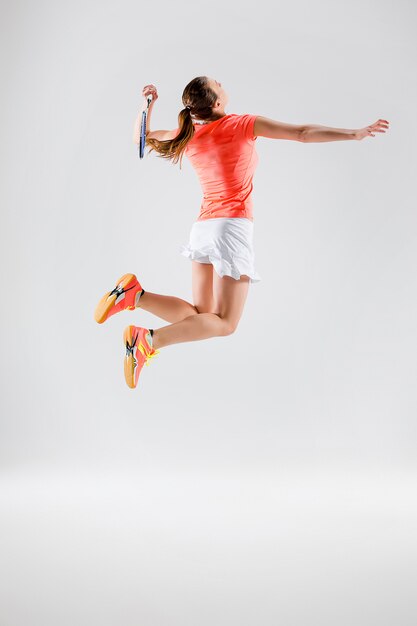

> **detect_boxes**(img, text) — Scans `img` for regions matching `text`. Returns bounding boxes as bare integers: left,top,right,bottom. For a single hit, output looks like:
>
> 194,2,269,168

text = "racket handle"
139,110,147,158
138,94,153,158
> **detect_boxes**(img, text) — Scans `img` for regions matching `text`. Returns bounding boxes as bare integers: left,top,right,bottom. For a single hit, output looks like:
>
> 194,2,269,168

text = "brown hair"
146,75,222,170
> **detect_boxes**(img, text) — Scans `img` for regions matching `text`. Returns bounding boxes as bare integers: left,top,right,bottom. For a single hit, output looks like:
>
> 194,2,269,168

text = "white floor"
1,464,416,626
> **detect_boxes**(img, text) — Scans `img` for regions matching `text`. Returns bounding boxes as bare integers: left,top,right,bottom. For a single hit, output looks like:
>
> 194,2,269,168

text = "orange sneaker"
123,325,160,389
94,273,143,324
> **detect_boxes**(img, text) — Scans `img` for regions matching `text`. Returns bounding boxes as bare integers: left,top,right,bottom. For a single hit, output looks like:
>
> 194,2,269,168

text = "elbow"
299,127,309,142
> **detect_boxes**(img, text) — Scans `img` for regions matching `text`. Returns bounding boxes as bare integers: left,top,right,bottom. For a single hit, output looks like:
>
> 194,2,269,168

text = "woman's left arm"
303,118,389,142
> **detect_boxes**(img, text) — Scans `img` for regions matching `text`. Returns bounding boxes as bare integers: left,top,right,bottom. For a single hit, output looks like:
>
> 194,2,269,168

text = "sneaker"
94,273,143,324
123,325,160,389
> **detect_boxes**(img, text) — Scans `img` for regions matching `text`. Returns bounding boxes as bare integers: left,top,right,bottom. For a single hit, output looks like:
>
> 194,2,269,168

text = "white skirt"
179,217,261,284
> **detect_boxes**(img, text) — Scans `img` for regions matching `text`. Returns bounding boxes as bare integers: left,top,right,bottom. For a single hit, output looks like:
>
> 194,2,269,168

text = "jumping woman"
94,75,389,389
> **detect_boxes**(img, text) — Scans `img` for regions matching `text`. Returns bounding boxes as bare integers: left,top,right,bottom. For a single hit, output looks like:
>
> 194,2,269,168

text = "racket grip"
139,110,147,158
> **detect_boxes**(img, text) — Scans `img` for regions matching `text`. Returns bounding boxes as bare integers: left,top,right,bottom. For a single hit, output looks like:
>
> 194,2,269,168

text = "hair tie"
185,105,191,110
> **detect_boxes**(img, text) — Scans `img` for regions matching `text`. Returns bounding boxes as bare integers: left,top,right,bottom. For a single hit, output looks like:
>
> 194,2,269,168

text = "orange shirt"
179,113,259,221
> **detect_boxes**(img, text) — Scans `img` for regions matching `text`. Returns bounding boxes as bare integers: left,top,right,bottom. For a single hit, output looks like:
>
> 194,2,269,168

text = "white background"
1,0,416,624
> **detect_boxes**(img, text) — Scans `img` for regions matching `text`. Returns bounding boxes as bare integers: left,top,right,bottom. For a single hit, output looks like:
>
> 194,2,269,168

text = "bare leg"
136,291,198,323
152,274,250,350
136,261,214,323
152,312,229,349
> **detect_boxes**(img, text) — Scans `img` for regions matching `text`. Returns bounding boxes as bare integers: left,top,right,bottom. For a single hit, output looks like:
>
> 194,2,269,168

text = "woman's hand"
142,84,158,106
356,119,390,140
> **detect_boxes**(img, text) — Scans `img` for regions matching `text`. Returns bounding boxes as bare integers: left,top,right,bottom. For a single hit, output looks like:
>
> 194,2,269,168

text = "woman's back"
183,113,259,221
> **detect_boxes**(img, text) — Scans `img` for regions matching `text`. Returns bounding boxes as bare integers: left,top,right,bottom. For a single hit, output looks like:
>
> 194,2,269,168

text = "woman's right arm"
133,83,180,142
133,84,159,144
133,101,158,143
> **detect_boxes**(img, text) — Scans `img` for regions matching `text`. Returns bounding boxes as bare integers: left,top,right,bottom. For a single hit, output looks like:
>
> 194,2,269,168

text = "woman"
94,75,389,389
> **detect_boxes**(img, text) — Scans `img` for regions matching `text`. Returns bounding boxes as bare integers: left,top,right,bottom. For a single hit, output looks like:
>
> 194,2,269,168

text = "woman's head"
146,75,228,169
183,76,228,120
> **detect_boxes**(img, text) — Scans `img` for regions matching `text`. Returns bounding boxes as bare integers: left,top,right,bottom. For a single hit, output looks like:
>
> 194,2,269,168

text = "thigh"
213,272,250,332
191,260,215,313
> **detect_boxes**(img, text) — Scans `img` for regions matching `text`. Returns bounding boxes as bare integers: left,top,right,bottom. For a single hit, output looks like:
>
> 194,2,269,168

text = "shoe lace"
125,333,138,357
110,282,137,298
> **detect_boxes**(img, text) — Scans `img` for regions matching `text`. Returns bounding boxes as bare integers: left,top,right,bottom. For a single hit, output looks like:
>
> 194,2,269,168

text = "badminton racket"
139,94,153,159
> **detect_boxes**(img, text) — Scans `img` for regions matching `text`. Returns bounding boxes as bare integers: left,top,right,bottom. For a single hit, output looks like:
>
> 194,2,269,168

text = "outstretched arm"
253,116,389,142
302,118,389,142
302,124,358,142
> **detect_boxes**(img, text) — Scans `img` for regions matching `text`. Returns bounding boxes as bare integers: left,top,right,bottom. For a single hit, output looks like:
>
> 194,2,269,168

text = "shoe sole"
123,325,139,389
94,273,137,324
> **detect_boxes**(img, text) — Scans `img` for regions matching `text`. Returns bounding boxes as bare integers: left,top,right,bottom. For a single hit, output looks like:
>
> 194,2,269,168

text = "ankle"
135,288,146,308
151,329,160,351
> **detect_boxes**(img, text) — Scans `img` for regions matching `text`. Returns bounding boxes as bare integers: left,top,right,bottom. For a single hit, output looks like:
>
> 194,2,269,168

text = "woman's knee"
194,302,215,314
219,317,238,336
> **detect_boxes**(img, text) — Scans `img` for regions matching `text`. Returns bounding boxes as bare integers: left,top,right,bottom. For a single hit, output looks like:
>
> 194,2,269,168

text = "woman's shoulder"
226,113,258,141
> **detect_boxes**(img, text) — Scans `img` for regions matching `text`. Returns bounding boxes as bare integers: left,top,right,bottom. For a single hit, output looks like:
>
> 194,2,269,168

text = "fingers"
372,119,390,130
367,119,389,137
142,84,158,98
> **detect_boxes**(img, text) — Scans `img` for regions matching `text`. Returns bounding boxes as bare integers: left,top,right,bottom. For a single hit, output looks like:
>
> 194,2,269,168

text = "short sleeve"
238,114,258,141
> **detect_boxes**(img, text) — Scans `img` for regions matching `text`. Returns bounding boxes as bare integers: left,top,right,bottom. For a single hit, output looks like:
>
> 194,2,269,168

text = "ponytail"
146,107,195,170
145,75,219,170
